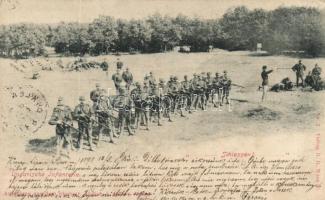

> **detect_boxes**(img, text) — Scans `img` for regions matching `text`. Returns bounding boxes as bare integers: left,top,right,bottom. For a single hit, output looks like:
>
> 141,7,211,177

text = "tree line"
0,6,325,58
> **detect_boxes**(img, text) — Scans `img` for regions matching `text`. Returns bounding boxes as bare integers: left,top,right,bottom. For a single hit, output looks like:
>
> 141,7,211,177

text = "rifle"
231,83,245,88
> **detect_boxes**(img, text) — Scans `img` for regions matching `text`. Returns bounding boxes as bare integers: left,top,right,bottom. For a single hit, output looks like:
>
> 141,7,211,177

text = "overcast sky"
1,0,325,25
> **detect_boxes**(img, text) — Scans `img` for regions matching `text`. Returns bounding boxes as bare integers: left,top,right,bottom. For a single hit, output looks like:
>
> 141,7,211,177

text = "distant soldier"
122,67,133,91
292,60,306,87
261,66,273,102
196,75,207,110
212,72,222,107
116,58,123,70
73,96,94,151
181,75,192,113
312,63,322,77
101,59,109,75
130,82,143,129
148,71,157,87
48,97,74,157
94,92,116,144
158,78,168,96
112,69,123,95
90,83,106,104
221,71,232,105
115,87,135,135
205,72,214,105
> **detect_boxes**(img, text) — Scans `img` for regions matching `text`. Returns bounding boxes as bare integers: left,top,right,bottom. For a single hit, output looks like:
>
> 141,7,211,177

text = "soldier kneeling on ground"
271,77,294,92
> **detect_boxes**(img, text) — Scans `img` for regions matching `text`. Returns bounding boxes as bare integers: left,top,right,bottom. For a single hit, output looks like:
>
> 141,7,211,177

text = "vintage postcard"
0,0,324,199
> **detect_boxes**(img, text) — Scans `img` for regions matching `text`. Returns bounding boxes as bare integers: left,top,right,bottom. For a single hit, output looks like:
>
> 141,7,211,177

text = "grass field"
0,50,324,158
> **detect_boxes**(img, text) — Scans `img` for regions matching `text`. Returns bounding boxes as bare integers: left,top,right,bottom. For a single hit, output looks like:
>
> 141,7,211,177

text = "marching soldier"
292,60,306,87
90,83,106,104
94,92,116,144
116,58,123,70
49,97,74,157
221,70,232,105
115,87,135,135
112,68,123,95
73,96,94,151
122,67,134,91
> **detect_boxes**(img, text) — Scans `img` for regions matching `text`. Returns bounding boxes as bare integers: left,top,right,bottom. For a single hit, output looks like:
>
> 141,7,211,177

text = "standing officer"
122,67,134,91
221,71,232,105
212,72,222,107
148,71,157,87
292,60,306,87
112,68,123,95
49,97,74,157
74,96,94,151
261,66,273,102
116,58,123,70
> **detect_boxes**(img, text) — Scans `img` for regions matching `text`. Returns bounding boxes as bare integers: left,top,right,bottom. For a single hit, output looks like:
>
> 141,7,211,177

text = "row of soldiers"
49,70,232,157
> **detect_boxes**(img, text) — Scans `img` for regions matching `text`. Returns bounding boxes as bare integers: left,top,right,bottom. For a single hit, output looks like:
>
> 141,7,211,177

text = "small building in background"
257,43,262,52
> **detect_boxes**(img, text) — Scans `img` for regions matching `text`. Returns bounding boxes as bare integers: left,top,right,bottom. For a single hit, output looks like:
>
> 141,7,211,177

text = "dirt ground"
0,50,324,158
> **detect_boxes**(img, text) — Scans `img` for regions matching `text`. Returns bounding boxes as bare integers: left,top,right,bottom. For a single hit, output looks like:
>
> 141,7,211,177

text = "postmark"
0,85,49,134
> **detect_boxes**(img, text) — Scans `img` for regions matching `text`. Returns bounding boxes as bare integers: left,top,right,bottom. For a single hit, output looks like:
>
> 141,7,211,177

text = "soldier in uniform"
112,68,123,95
49,97,74,157
261,66,273,102
190,73,199,111
73,96,94,151
122,67,133,91
205,72,214,106
181,75,192,113
116,58,123,70
130,82,143,130
148,71,157,87
115,87,135,135
221,70,232,105
196,74,207,110
292,60,306,87
94,92,116,144
212,72,222,107
90,83,106,104
101,59,109,76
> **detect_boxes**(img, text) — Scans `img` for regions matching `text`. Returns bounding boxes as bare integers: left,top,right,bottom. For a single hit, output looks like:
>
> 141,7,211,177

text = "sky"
1,0,325,25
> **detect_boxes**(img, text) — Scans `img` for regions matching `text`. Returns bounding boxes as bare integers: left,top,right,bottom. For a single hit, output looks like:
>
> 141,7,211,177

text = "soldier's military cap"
159,78,165,83
207,72,211,75
96,83,101,87
79,96,85,101
58,96,63,101
223,70,227,73
262,65,267,69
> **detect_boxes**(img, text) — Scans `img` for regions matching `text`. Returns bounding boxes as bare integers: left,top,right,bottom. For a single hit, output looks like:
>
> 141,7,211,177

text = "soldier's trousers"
77,123,93,150
55,126,73,155
98,117,114,144
296,73,304,87
118,110,133,135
